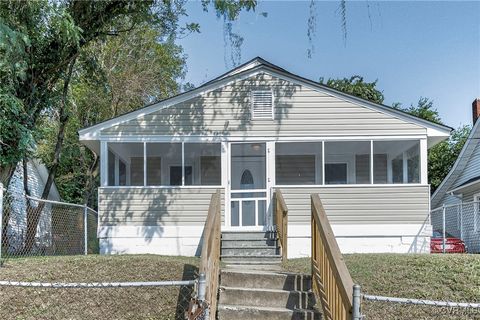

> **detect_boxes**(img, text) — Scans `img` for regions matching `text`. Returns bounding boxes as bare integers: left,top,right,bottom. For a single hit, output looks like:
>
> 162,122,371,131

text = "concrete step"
220,254,282,265
221,231,277,241
220,269,312,291
221,238,278,248
223,264,283,271
219,286,316,310
217,305,322,320
221,246,280,256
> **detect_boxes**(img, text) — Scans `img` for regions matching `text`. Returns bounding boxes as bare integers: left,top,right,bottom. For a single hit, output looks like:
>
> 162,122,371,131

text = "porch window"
146,143,182,186
324,141,371,184
184,143,221,186
373,140,420,184
275,142,321,185
107,142,144,186
105,141,221,187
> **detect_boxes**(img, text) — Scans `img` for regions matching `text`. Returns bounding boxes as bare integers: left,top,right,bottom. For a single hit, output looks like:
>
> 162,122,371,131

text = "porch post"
420,139,428,185
221,142,228,228
266,141,276,228
100,141,108,187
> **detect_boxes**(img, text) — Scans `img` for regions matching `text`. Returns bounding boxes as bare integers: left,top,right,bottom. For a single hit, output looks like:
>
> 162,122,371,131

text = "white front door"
227,142,271,230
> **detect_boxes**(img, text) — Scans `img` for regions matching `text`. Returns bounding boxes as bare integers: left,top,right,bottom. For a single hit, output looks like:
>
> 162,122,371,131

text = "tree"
392,97,442,124
36,24,187,207
320,75,384,104
393,98,471,193
0,0,249,252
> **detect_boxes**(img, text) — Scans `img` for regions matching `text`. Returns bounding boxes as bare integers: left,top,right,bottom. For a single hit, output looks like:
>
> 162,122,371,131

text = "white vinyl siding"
431,123,480,209
251,90,274,119
101,73,426,137
280,185,430,225
98,187,224,226
454,142,480,188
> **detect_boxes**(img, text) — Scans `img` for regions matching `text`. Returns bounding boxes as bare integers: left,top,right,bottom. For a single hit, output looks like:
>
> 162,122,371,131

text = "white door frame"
223,141,274,231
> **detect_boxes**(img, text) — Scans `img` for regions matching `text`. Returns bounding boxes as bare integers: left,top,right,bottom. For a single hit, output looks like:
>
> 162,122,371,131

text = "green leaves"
321,75,385,104
393,97,443,125
0,21,30,85
0,90,32,167
202,0,257,21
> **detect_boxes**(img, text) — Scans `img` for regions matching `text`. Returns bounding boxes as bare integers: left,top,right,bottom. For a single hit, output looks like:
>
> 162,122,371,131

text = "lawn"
0,255,199,320
1,254,479,320
284,254,480,320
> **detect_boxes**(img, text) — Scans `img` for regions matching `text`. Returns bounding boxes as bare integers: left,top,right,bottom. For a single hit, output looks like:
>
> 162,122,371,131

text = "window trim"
251,89,274,120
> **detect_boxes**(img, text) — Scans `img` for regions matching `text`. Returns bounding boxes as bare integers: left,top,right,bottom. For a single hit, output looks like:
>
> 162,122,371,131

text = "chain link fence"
430,201,480,253
360,293,480,320
0,279,197,320
0,184,98,265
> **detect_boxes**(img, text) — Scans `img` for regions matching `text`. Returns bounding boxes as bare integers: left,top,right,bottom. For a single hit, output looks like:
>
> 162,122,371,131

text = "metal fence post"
0,183,3,264
83,204,88,255
459,202,463,240
198,273,208,318
198,273,206,301
442,204,446,254
352,284,362,320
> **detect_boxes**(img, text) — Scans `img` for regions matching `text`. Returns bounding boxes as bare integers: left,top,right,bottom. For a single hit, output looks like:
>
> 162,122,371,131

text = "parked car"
430,231,466,253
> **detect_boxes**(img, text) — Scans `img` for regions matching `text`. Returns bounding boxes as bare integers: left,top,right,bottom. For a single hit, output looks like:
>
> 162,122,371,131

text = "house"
5,159,61,253
79,57,451,257
430,99,480,253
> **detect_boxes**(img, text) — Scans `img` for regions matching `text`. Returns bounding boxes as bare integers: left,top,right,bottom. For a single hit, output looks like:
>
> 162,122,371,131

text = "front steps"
217,269,322,320
220,231,282,269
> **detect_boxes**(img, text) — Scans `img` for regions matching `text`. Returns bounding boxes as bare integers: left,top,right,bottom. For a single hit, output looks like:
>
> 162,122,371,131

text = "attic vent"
251,90,274,119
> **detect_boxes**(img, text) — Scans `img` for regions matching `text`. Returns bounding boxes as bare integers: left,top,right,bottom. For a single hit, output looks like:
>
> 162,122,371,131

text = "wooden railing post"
310,194,356,320
188,190,221,320
274,189,288,262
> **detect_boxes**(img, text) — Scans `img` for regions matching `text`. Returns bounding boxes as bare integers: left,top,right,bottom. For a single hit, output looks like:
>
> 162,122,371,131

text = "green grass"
2,254,479,319
284,254,480,320
0,255,199,320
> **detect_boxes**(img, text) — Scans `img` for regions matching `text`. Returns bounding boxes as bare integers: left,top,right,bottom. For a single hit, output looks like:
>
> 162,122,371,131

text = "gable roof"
431,119,480,208
79,56,452,140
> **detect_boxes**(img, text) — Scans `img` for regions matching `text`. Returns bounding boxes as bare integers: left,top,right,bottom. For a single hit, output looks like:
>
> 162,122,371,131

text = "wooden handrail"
311,194,354,320
274,189,288,262
198,190,222,320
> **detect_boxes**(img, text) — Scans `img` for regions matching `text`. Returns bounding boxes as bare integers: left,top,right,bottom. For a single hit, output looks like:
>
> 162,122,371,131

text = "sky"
177,1,480,129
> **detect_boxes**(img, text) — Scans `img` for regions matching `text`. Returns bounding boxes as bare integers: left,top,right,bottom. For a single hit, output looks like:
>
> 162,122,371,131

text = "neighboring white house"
5,159,61,253
79,57,451,257
431,99,480,252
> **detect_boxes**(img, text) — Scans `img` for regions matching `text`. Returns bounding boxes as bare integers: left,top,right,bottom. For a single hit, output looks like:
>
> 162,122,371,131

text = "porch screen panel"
275,142,321,185
107,143,144,186
373,154,388,184
119,160,127,186
108,150,115,186
147,143,182,186
130,157,144,186
373,140,420,184
324,141,371,184
184,143,221,186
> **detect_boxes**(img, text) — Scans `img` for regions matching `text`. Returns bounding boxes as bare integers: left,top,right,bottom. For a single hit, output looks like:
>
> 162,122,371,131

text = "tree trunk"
23,59,76,253
0,164,16,188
